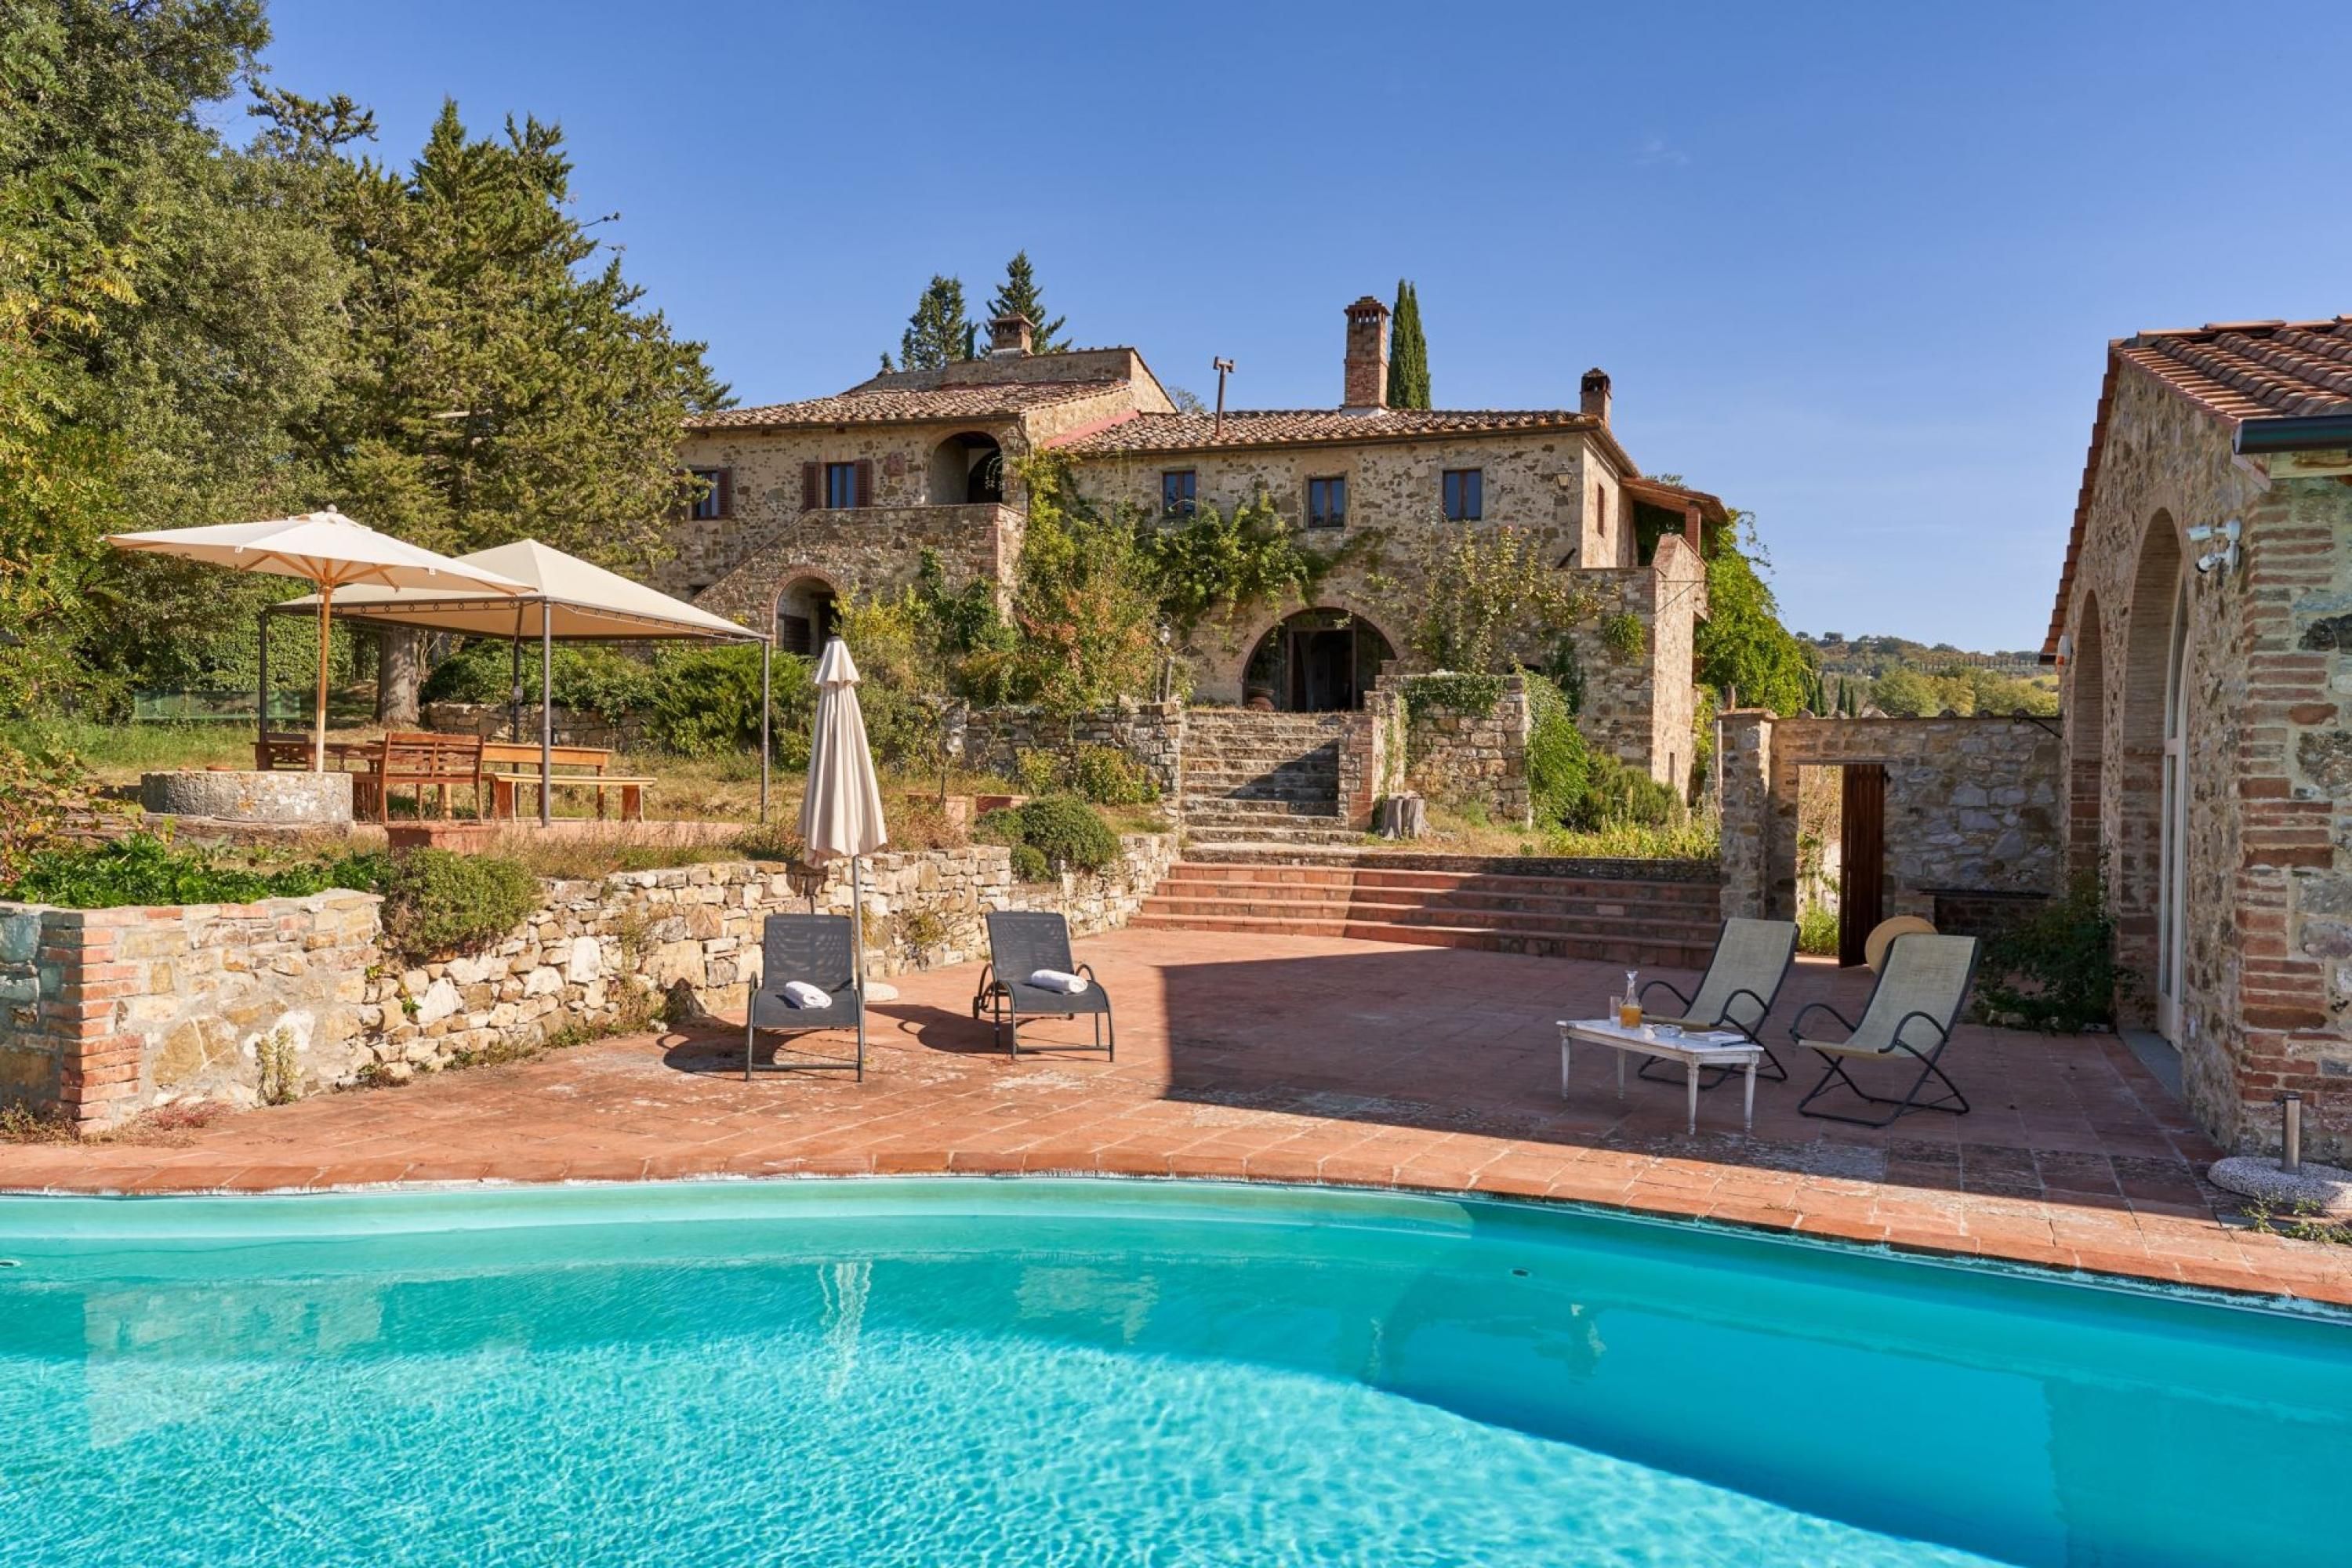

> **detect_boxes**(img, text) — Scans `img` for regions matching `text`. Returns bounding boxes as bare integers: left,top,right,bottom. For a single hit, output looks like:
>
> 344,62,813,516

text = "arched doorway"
1243,608,1397,711
776,575,838,657
2118,512,2186,1038
930,433,1004,505
2067,592,2105,876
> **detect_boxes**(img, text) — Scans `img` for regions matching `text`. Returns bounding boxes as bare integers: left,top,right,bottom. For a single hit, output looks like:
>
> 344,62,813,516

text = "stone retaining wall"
0,835,1174,1127
954,702,1184,799
1389,673,1533,828
422,702,651,753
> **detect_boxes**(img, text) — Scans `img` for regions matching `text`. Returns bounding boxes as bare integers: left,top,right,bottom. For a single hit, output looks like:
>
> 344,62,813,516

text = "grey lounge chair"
746,914,865,1081
972,911,1114,1061
1792,931,1980,1127
1637,916,1799,1087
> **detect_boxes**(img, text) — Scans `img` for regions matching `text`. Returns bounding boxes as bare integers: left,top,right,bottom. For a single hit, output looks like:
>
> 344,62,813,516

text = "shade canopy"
799,638,889,865
108,510,531,596
274,538,760,642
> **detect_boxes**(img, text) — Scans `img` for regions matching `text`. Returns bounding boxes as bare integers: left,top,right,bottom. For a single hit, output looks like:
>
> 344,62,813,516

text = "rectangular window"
1161,470,1197,517
826,462,860,509
1306,475,1348,529
1441,468,1483,521
688,467,731,521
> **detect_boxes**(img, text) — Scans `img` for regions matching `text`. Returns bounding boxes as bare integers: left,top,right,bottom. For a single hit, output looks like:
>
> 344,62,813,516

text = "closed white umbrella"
800,638,890,1001
108,510,528,771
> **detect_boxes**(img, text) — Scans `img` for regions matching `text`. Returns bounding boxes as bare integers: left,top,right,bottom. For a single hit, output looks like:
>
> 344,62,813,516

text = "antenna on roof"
1212,357,1236,438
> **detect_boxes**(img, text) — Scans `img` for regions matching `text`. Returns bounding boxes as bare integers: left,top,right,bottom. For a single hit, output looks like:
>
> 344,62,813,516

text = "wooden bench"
480,742,652,822
353,731,486,822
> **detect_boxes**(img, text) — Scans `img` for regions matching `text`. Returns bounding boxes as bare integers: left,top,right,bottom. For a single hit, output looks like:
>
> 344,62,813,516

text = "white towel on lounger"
1027,969,1087,995
780,980,832,1009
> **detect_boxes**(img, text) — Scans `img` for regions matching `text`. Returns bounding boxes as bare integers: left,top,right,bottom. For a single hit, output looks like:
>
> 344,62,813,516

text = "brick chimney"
1343,296,1390,410
1580,367,1611,426
988,313,1033,358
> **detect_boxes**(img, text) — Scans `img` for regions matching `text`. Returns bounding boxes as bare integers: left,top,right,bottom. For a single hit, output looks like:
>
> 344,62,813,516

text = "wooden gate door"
1838,764,1886,967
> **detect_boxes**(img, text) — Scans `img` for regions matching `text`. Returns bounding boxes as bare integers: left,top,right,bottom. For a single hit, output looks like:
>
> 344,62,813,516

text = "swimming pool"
0,1179,2343,1566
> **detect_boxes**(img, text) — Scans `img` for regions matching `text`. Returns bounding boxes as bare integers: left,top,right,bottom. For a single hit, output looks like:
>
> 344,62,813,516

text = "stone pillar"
1716,710,1774,920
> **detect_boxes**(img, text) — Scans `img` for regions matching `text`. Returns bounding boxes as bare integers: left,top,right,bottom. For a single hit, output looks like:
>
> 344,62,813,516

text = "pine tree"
985,251,1068,352
896,275,973,371
1386,279,1431,408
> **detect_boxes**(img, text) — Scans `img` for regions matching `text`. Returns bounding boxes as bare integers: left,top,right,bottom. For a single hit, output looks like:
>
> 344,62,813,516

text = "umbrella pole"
539,614,554,829
313,582,334,772
759,639,771,823
509,604,524,742
851,854,862,999
256,609,269,747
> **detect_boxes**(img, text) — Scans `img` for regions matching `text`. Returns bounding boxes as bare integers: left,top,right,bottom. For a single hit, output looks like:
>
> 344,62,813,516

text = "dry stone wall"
0,836,1174,1128
955,703,1185,800
1390,673,1533,828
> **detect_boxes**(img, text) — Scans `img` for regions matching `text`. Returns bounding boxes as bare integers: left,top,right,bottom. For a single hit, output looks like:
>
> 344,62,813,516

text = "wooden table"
478,742,651,821
1557,1017,1765,1135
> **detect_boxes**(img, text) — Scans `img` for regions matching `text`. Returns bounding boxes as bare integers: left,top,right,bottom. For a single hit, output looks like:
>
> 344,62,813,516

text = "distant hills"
1797,633,2057,719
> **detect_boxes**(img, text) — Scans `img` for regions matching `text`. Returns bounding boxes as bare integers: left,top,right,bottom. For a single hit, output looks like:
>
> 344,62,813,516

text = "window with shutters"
826,463,860,509
1306,475,1347,529
1160,470,1196,517
687,467,731,521
1440,468,1482,521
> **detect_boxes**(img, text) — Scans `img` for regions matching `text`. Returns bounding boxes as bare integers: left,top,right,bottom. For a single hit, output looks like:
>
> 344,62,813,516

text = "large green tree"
1693,512,1817,717
1386,279,1430,408
887,274,975,372
985,251,1067,352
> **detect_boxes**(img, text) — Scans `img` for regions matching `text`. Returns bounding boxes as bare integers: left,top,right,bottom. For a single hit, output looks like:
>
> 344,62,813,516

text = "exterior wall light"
2188,518,2240,575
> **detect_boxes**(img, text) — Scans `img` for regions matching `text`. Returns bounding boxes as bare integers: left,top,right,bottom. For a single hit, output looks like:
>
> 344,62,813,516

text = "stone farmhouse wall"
955,702,1185,800
1559,535,1708,797
1388,673,1534,828
1717,713,2064,928
2057,363,2352,1158
0,837,1174,1129
691,503,1022,632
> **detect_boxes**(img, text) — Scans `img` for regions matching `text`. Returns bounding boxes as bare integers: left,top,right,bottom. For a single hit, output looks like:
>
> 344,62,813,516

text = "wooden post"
313,582,334,772
539,615,554,828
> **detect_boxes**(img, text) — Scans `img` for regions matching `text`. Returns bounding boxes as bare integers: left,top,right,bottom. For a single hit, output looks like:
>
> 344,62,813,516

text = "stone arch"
2114,508,2186,1009
928,430,1004,505
1227,601,1402,711
2066,587,2106,876
772,568,844,657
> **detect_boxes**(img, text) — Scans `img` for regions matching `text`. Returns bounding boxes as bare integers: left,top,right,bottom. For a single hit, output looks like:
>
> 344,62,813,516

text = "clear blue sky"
263,0,2351,652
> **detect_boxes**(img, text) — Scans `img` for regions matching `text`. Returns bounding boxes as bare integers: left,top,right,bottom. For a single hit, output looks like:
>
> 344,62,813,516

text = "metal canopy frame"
261,596,774,826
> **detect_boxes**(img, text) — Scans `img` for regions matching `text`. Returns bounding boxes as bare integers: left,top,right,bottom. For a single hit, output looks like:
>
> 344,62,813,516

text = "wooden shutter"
717,468,733,521
854,459,874,508
801,462,821,511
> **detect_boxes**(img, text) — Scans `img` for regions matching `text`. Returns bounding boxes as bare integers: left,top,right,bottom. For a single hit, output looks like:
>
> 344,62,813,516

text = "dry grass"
1411,804,1720,862
0,1097,231,1146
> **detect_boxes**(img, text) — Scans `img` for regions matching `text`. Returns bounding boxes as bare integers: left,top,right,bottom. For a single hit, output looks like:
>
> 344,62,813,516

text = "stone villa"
670,296,1723,796
2045,315,2352,1158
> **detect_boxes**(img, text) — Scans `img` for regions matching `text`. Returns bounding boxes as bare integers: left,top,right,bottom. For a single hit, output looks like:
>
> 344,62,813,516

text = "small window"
1307,475,1348,529
688,466,730,521
1441,468,1483,521
1161,470,1197,517
826,462,859,509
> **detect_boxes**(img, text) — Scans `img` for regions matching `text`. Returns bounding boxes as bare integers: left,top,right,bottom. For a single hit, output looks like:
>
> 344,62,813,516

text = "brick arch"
1215,595,1405,705
2067,587,2106,875
771,568,845,657
2114,508,2186,1013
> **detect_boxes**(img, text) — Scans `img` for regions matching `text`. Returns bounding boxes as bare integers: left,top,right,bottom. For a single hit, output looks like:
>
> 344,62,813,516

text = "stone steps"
1177,710,1354,850
1133,858,1721,967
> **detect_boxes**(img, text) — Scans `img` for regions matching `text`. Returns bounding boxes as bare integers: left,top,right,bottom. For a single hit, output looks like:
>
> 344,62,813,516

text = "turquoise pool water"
0,1181,2345,1566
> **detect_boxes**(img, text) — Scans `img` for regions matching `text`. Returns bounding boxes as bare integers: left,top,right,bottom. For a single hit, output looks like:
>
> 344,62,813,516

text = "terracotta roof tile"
1049,407,1601,455
2043,315,2352,655
686,379,1122,430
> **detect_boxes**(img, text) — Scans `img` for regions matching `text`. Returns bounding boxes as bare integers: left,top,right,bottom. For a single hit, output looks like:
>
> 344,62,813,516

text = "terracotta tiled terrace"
5,930,2347,1308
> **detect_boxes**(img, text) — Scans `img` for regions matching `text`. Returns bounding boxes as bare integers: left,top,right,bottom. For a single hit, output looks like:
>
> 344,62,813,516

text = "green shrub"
0,833,383,909
1012,747,1062,797
1600,612,1648,664
1797,903,1839,956
1523,674,1591,829
646,645,805,759
376,849,539,962
1974,871,2122,1033
1014,793,1120,873
972,807,1022,848
1566,753,1681,830
1067,744,1156,805
1009,844,1050,882
421,641,658,720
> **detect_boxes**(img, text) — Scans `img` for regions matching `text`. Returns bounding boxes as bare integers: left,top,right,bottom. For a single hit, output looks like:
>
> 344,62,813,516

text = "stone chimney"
1343,296,1390,410
1580,367,1612,426
989,313,1033,358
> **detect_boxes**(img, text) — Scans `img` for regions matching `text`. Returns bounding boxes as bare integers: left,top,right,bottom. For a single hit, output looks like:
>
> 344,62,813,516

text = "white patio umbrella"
107,510,528,771
800,638,891,1001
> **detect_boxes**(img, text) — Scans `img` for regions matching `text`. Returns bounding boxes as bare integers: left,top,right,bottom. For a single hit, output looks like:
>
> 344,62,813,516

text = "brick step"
1140,893,1719,941
1158,862,1722,905
1180,800,1343,822
1147,884,1716,924
1125,912,1711,967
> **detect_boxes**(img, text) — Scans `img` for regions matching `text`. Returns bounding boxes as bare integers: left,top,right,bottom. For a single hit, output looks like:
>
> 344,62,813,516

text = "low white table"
1557,1017,1764,1134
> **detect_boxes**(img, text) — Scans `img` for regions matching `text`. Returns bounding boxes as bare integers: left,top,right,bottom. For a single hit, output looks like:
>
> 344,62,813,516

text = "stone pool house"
2043,314,2352,1160
668,296,1725,800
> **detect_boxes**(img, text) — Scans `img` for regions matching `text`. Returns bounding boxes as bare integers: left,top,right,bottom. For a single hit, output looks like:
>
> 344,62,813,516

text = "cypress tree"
985,251,1068,352
895,275,973,371
1386,279,1431,408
